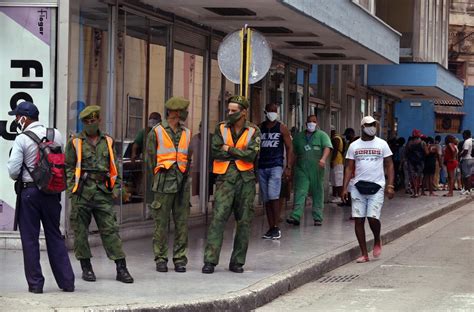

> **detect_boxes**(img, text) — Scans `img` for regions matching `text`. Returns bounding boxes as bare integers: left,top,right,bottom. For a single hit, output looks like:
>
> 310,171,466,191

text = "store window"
0,6,57,230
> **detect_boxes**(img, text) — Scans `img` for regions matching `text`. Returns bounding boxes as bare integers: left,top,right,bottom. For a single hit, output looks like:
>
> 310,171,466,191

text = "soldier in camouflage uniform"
202,95,261,274
146,97,191,273
65,105,134,283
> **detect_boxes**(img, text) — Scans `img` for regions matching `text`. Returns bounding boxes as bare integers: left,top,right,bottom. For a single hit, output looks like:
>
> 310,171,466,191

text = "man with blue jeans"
258,104,293,239
342,116,395,263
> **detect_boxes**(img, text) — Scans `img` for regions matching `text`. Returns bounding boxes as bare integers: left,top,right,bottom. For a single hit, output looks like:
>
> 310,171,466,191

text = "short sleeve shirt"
462,138,473,160
346,137,393,188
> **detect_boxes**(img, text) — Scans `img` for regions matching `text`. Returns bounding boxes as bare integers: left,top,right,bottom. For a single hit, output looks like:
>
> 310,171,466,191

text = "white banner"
0,7,52,230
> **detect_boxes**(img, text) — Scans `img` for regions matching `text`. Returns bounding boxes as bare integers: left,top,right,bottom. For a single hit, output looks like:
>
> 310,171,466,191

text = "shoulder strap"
22,130,42,145
46,128,55,142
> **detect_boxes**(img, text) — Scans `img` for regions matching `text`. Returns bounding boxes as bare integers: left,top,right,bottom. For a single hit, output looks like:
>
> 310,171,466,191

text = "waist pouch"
355,180,382,195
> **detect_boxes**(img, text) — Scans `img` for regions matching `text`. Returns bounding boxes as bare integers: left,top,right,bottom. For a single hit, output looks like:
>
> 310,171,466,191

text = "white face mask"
307,122,317,132
265,111,278,122
17,116,27,131
148,118,159,128
363,126,377,137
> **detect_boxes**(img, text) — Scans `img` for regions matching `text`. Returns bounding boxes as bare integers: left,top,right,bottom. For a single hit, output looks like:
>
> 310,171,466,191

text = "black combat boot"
115,258,134,283
80,259,96,282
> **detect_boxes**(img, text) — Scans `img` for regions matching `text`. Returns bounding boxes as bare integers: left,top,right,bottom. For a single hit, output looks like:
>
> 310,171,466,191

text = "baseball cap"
360,116,377,126
412,129,422,138
8,101,39,118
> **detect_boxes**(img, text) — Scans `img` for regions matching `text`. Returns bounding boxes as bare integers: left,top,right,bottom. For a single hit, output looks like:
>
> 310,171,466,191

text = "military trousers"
289,166,325,222
150,187,190,265
70,192,126,261
204,175,256,266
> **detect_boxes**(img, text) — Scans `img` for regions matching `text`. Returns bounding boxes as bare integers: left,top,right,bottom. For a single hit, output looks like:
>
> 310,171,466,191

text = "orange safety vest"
213,123,256,174
71,136,118,193
153,125,191,174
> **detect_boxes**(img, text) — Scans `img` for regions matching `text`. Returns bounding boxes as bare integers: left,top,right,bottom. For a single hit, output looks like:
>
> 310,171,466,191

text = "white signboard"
0,7,52,230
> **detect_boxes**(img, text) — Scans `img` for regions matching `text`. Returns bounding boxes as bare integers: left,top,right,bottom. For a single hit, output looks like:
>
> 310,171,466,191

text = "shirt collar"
23,121,42,131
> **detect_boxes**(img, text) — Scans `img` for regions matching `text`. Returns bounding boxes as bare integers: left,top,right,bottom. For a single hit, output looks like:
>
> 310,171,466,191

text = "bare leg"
265,202,274,229
354,218,368,257
270,199,280,228
368,217,381,247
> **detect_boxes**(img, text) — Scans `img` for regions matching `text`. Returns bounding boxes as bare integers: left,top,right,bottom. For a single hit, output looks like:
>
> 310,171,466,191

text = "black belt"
22,182,37,188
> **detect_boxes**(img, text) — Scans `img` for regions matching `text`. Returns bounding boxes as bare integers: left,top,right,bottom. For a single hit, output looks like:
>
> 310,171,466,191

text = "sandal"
356,255,370,263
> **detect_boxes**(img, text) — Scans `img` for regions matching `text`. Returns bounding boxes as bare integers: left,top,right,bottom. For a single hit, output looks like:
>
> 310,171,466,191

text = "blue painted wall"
463,87,474,133
394,86,474,141
395,100,435,140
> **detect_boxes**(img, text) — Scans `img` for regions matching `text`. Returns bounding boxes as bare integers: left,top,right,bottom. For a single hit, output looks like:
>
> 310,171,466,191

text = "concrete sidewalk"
0,192,472,312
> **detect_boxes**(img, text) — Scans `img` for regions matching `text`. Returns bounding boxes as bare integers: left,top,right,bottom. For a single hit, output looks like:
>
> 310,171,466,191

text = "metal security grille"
319,275,359,283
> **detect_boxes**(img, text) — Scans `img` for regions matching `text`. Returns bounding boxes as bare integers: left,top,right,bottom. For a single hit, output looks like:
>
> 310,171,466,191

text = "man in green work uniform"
287,114,332,226
65,105,134,283
146,97,191,273
202,95,261,274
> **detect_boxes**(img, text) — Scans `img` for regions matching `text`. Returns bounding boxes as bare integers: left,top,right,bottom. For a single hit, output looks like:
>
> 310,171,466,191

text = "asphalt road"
257,202,474,312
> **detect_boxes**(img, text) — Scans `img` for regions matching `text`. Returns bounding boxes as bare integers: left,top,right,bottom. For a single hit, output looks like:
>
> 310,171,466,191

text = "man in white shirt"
459,130,473,194
341,116,395,263
7,101,75,294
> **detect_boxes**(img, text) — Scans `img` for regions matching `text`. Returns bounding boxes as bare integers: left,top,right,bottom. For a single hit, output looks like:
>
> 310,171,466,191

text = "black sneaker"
314,220,322,226
286,218,300,226
272,227,282,240
262,229,273,239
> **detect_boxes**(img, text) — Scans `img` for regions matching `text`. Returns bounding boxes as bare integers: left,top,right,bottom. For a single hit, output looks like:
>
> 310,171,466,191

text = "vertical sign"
0,7,51,230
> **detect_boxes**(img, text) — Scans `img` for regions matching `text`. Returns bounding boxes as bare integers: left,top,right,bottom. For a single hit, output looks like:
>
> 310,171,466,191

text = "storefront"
0,0,400,246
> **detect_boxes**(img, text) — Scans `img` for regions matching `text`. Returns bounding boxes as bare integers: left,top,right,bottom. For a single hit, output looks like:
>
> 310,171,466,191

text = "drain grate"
319,274,359,283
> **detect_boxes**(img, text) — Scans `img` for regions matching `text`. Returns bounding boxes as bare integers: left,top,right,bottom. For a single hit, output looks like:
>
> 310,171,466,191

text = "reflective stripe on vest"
71,136,118,193
153,125,191,174
213,124,256,174
71,138,82,193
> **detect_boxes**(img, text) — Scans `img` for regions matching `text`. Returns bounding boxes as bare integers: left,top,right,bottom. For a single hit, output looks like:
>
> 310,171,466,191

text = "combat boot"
115,258,134,283
80,259,96,282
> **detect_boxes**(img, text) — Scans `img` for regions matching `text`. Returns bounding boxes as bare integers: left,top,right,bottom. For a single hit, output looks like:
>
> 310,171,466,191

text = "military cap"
228,95,249,109
165,96,190,110
79,105,101,120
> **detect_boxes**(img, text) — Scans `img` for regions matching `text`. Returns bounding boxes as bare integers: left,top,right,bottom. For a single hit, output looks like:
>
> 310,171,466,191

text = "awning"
434,110,466,115
367,63,464,101
136,0,400,64
433,99,464,106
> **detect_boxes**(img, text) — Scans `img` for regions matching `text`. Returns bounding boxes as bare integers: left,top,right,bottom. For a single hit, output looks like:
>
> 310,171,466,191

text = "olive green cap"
165,96,190,110
228,95,249,109
79,105,101,120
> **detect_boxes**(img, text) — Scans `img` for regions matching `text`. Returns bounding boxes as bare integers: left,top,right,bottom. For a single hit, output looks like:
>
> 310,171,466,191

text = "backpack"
470,138,474,158
22,128,67,194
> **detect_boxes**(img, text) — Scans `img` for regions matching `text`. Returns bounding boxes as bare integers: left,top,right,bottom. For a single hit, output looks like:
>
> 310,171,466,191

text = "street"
257,202,474,312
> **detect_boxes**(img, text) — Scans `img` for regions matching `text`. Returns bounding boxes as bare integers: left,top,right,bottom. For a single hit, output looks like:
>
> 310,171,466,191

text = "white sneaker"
330,197,343,204
460,189,469,195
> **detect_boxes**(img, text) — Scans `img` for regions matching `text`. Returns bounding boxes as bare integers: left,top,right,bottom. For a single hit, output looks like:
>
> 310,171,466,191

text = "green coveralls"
146,120,190,266
65,131,126,261
289,130,332,222
203,121,261,266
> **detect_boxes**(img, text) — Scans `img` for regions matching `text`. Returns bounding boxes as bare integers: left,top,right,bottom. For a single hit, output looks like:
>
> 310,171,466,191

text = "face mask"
148,118,159,128
306,122,317,132
84,123,99,136
17,116,27,131
227,111,242,125
265,111,278,122
363,126,377,137
179,110,189,122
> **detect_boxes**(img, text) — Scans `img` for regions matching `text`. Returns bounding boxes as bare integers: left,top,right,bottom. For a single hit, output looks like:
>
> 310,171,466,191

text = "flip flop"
373,244,382,258
356,255,369,263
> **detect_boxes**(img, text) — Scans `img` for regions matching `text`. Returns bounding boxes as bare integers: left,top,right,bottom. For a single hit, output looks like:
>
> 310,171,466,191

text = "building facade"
0,0,403,246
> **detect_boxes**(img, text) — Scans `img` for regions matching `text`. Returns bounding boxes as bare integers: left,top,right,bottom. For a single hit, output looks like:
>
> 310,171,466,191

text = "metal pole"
200,31,212,224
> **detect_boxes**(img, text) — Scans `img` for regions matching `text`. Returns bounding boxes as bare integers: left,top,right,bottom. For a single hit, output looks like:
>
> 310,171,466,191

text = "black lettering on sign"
1,59,44,141
11,60,43,77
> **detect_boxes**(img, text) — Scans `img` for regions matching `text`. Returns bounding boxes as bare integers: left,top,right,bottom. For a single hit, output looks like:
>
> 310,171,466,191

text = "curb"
60,197,473,312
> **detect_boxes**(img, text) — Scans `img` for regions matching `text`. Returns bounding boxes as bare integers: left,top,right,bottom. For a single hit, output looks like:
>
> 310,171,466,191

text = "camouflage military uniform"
203,120,261,266
146,119,190,266
65,131,125,261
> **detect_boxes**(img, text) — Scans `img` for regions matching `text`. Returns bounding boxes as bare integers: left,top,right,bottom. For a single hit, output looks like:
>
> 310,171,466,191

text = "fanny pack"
355,180,382,195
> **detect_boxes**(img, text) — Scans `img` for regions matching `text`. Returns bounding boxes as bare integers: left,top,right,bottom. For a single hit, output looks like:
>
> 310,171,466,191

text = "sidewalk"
0,192,471,311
